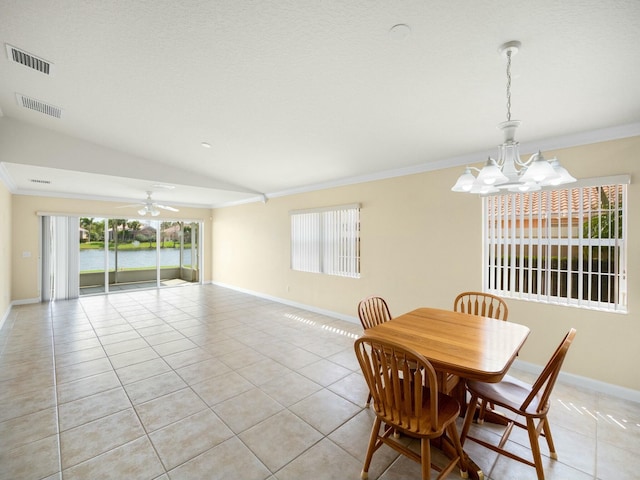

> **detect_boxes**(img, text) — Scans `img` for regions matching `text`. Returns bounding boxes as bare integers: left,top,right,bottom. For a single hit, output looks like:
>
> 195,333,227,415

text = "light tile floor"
1,285,638,479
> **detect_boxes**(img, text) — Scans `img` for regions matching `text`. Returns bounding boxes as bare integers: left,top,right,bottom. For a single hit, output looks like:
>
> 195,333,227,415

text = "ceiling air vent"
6,44,53,75
29,179,52,185
16,93,62,119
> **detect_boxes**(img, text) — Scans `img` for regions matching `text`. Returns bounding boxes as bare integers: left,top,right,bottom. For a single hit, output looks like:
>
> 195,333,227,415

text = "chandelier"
451,41,576,194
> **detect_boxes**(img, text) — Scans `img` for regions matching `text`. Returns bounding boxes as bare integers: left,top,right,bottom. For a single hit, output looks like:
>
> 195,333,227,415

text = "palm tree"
108,219,127,245
583,187,623,240
93,220,105,242
127,219,141,230
80,217,94,242
127,220,141,242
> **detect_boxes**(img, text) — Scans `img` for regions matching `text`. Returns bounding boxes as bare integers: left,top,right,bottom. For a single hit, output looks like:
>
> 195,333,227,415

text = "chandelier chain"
506,50,512,121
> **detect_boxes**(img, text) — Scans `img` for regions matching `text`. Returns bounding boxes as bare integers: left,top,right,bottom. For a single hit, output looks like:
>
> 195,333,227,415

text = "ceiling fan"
118,191,179,216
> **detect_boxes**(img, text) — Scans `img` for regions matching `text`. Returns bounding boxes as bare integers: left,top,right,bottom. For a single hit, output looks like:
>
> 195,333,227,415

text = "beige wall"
0,180,11,322
212,136,640,391
10,196,213,301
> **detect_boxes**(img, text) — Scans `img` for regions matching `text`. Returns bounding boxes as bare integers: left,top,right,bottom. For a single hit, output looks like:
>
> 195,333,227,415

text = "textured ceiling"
1,0,639,209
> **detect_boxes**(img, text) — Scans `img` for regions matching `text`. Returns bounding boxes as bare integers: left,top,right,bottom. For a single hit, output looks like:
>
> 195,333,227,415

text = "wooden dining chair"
354,337,468,480
453,291,509,321
459,328,577,480
453,291,509,420
358,295,393,329
357,296,393,407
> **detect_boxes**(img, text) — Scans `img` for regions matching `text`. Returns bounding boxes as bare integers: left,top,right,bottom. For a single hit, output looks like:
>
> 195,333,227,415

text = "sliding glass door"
77,217,202,295
159,221,200,287
79,217,107,295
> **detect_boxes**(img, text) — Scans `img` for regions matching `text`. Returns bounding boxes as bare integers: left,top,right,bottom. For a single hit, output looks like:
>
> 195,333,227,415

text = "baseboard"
1,298,41,332
0,305,10,332
513,359,640,404
12,297,41,306
211,281,360,324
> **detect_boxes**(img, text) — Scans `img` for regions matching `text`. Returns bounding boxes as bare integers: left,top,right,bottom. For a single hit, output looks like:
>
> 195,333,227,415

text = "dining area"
2,283,637,479
354,292,576,480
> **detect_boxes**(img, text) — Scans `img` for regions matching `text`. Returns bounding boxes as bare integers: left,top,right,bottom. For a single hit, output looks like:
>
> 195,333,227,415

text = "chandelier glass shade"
451,41,576,195
138,205,160,216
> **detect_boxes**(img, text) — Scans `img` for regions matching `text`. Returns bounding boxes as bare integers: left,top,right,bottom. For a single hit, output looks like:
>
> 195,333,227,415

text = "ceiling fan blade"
156,204,179,212
116,203,144,208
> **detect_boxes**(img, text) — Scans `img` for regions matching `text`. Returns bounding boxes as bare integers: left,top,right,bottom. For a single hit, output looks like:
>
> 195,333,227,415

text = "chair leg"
460,393,479,445
420,438,431,480
444,423,469,479
525,417,545,480
365,392,372,407
361,416,382,479
477,399,488,424
541,417,558,460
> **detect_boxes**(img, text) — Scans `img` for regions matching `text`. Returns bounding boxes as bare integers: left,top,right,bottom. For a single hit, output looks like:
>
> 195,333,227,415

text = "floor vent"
6,44,53,75
16,93,62,118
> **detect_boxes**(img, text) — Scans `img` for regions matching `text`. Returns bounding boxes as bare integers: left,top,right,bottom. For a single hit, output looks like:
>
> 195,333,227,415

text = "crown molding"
214,123,640,207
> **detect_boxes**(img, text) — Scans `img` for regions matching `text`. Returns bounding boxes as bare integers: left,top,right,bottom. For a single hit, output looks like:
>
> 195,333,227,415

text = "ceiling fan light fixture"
451,41,577,195
138,205,160,216
120,191,179,215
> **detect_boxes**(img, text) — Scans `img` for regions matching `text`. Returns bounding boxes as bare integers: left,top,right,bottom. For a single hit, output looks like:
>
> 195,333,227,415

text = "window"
290,204,360,278
483,175,629,312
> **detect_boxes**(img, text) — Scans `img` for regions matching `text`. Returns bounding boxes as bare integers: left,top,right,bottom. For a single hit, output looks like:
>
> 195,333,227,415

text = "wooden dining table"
362,307,530,479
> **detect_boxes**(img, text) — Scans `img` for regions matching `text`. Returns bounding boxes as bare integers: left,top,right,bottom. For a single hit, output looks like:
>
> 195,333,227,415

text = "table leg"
438,371,510,427
435,373,484,480
480,409,509,426
437,435,484,480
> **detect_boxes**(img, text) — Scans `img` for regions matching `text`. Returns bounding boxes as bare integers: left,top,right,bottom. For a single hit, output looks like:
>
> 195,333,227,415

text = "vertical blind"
41,215,80,301
290,204,360,278
483,175,628,312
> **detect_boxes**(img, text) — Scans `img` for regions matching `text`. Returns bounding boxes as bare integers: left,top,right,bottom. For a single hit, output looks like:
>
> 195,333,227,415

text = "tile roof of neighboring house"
489,185,623,216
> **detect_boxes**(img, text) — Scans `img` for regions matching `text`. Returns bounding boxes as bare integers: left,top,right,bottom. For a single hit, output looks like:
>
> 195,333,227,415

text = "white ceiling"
1,1,639,209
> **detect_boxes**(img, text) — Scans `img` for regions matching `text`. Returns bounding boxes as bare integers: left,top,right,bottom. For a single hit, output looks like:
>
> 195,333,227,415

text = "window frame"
482,175,629,312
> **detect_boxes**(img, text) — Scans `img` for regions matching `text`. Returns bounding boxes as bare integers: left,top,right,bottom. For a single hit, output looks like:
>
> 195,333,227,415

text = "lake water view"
80,249,193,271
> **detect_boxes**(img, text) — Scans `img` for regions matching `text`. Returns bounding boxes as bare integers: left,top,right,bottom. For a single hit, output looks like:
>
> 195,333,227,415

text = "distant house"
137,226,156,239
163,224,181,242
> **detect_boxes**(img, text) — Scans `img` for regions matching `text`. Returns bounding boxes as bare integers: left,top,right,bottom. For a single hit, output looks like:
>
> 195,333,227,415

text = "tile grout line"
593,402,599,480
49,302,64,480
